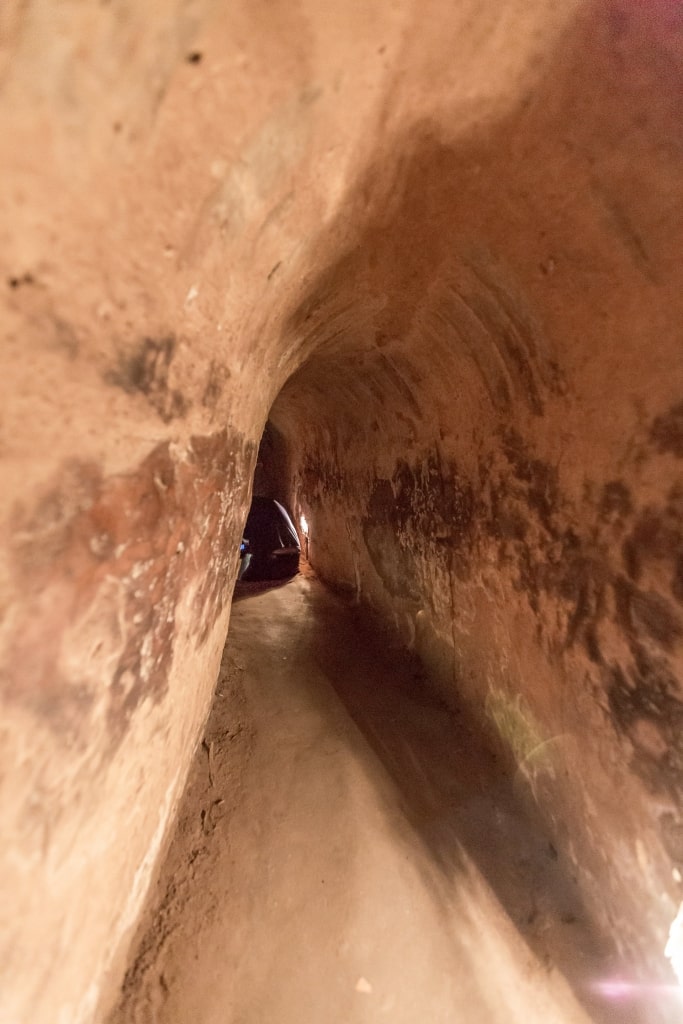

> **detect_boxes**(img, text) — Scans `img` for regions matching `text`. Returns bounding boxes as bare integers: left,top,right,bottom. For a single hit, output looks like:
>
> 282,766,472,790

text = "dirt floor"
108,575,661,1024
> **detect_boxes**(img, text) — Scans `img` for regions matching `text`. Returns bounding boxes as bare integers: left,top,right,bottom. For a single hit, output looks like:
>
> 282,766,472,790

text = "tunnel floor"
109,576,649,1024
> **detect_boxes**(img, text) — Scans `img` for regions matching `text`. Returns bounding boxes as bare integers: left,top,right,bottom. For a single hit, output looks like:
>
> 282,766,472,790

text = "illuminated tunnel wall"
269,4,683,982
1,0,682,1020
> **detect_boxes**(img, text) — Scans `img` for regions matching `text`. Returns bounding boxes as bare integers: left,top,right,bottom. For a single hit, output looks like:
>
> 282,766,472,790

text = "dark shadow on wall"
306,583,664,1024
252,420,292,501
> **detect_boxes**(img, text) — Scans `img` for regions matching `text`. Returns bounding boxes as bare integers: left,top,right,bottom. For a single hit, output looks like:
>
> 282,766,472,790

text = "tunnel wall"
282,406,683,973
0,0,682,1020
0,0,339,1017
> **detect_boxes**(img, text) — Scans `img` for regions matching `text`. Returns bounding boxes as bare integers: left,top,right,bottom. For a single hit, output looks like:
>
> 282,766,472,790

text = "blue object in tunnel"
238,497,300,581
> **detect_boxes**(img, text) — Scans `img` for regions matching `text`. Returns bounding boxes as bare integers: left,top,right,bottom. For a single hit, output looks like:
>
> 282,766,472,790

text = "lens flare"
593,901,683,1006
591,978,682,1001
592,978,638,1000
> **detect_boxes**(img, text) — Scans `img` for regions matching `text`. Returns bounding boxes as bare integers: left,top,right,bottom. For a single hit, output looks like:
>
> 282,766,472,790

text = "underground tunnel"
1,0,683,1022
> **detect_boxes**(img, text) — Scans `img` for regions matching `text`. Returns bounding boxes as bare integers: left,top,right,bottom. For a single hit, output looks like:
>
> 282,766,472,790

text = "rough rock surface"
0,0,682,1021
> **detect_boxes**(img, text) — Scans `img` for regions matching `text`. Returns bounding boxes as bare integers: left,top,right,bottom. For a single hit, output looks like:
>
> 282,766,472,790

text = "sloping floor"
109,575,657,1024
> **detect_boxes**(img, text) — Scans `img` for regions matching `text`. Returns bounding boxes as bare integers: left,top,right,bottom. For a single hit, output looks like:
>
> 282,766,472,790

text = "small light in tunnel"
586,905,683,1010
666,901,683,987
299,514,309,560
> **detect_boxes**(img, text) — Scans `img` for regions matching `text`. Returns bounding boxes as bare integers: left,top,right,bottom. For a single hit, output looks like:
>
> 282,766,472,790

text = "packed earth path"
108,574,651,1024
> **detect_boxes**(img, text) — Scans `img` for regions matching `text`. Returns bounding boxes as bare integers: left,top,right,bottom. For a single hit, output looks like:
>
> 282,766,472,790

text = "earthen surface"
110,577,666,1024
0,0,682,1020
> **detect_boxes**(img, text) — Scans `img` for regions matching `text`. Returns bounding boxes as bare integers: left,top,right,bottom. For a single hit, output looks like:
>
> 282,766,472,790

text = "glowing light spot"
592,978,637,1001
666,902,683,986
591,977,683,1003
300,515,309,537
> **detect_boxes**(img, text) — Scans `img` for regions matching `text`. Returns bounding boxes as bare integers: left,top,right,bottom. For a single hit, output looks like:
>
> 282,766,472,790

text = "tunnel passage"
1,0,683,1021
112,572,669,1024
258,7,683,990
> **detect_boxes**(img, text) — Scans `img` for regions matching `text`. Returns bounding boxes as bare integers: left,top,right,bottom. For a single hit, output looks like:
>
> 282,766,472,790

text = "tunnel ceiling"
270,3,682,455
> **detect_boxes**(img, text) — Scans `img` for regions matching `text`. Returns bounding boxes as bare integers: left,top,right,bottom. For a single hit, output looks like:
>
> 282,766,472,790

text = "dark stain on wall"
479,435,683,800
363,475,421,599
486,433,683,789
105,336,188,422
623,484,683,597
674,556,683,604
501,429,562,530
351,427,683,806
298,452,344,504
599,480,633,524
483,431,592,623
362,451,475,598
5,428,256,751
607,658,683,796
201,359,231,409
615,577,683,651
596,482,683,798
650,400,683,458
